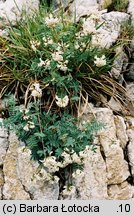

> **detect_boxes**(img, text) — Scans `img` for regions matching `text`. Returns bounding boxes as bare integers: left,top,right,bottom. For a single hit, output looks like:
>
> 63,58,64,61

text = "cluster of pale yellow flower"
28,11,107,112
18,146,85,194
22,12,106,191
35,148,86,186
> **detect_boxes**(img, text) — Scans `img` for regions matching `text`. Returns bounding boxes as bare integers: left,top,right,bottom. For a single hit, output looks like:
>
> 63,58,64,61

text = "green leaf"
34,132,46,138
70,96,80,101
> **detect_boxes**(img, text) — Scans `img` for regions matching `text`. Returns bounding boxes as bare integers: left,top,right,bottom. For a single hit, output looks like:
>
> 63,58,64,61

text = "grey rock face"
64,105,132,200
17,144,59,200
128,0,134,59
0,118,8,166
96,11,130,48
2,133,59,200
68,0,98,20
126,117,134,183
0,0,39,26
124,64,134,81
111,46,128,79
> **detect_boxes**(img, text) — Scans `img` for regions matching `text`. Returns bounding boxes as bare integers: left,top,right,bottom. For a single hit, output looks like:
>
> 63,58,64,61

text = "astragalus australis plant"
0,7,117,195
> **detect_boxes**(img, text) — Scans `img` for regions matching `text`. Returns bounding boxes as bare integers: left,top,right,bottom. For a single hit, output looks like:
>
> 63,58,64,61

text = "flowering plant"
0,8,113,104
2,94,102,190
0,8,113,194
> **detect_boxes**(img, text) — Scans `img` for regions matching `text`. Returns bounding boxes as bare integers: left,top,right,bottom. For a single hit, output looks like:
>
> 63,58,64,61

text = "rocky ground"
0,0,134,199
0,106,134,199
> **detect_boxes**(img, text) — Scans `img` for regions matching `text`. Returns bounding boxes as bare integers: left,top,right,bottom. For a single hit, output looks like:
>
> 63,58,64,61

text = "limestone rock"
128,0,134,25
3,133,59,200
17,145,59,200
126,83,134,101
73,146,108,199
126,116,134,128
127,126,134,182
3,133,30,200
95,12,130,48
114,116,128,149
108,97,122,112
68,0,98,21
0,119,8,166
106,145,130,184
89,108,117,155
0,0,39,26
82,106,130,185
132,186,134,198
128,0,134,58
127,140,134,182
0,138,8,166
0,168,4,200
0,118,8,138
98,0,112,9
52,0,72,10
124,64,134,81
52,0,112,12
111,46,128,79
108,181,133,200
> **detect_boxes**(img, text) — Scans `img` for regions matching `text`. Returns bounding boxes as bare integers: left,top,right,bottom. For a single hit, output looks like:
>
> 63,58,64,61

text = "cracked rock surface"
0,107,134,200
0,0,39,26
1,133,59,200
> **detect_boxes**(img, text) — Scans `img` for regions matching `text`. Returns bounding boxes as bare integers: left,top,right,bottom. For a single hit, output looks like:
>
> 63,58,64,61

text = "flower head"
38,58,46,67
38,58,50,68
23,121,35,131
61,151,72,167
55,95,69,108
52,50,63,62
30,40,40,51
20,106,28,113
45,14,59,27
43,37,53,46
72,152,81,164
30,82,42,98
40,156,62,173
94,55,106,67
57,60,68,72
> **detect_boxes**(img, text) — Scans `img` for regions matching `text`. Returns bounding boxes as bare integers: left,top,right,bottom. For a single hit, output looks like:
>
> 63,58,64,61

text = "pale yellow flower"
23,124,29,131
52,50,63,62
55,95,69,108
30,40,40,51
23,121,35,131
30,82,42,98
45,14,59,27
71,152,82,164
94,55,106,67
41,156,62,173
23,115,29,120
38,58,46,67
43,37,53,46
57,61,68,72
